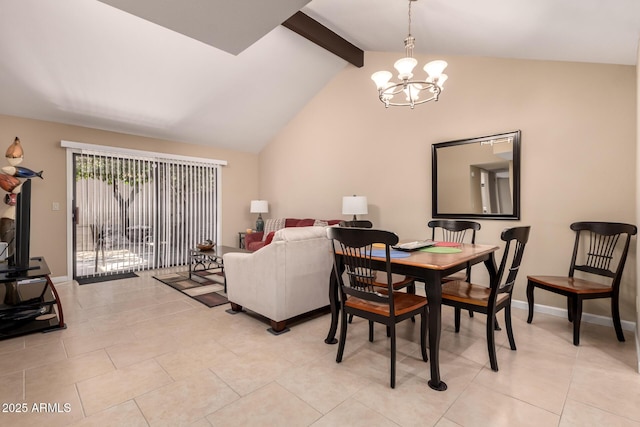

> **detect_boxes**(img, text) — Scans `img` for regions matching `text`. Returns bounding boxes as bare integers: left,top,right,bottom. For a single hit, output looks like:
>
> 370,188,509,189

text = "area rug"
153,268,228,308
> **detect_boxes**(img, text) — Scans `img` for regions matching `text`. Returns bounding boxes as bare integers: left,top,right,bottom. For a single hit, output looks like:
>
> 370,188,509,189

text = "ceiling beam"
282,11,364,68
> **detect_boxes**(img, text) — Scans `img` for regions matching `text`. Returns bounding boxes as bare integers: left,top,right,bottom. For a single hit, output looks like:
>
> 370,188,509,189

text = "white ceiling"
0,0,638,153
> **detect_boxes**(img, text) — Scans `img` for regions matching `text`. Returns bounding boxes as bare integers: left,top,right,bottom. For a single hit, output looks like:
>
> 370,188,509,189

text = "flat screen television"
4,178,33,274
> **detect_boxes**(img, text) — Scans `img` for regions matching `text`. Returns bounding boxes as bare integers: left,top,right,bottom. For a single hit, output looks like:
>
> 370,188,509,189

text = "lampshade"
250,200,268,214
342,196,368,220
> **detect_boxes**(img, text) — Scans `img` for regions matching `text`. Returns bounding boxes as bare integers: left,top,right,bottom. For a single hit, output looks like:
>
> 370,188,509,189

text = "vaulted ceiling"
0,0,639,153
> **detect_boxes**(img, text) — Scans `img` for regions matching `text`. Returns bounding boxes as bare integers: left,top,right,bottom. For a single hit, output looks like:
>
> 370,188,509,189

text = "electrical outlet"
52,202,60,211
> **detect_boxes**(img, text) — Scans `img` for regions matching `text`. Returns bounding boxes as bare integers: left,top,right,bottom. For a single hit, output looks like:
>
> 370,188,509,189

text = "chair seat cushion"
345,293,427,317
441,280,509,307
527,275,613,294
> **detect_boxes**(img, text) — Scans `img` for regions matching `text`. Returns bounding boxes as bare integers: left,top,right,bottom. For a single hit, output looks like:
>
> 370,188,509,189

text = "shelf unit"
0,256,66,340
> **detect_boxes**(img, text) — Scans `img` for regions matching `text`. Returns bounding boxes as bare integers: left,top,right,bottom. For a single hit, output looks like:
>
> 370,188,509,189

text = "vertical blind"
73,149,220,277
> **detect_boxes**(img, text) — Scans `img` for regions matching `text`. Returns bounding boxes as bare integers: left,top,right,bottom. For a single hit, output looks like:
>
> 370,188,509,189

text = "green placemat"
420,246,463,254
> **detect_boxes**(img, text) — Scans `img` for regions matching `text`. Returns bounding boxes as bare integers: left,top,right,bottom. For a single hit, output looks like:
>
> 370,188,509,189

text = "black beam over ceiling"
282,12,364,68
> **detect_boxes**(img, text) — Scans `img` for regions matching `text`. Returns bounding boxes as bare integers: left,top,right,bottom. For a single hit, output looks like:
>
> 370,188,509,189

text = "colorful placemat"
370,249,411,258
420,246,463,254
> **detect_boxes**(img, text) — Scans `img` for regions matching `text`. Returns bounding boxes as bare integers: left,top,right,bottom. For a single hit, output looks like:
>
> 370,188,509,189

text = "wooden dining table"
325,242,499,391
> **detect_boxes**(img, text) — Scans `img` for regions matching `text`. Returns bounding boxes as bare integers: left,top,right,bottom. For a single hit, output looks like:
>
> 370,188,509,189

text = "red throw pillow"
265,231,276,245
296,218,315,227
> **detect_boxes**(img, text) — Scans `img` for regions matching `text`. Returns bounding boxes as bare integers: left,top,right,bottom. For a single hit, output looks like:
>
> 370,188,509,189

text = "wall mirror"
432,130,521,220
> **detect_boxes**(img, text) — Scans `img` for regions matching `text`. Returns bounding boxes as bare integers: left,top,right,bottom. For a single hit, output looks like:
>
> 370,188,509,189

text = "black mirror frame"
431,130,521,220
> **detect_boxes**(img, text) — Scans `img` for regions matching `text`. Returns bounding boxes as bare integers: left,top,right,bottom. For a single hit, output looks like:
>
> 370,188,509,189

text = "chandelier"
371,0,448,109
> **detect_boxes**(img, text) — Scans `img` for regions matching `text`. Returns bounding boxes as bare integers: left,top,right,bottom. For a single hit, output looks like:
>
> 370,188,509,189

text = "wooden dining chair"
340,220,416,325
429,219,481,319
526,221,637,346
327,226,428,388
428,219,481,281
441,226,531,371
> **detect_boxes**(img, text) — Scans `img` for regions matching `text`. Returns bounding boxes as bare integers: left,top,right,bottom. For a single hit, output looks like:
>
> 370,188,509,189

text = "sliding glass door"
72,149,220,281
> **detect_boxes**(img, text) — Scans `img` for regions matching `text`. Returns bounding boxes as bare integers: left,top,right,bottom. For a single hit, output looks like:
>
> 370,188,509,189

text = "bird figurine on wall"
5,137,24,166
1,166,43,179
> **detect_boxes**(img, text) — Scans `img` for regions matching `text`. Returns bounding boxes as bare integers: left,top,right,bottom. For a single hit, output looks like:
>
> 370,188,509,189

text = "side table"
189,245,249,292
238,232,247,249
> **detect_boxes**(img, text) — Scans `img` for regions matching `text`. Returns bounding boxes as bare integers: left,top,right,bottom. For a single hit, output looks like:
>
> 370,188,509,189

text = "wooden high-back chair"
526,221,636,346
327,226,428,388
441,226,531,371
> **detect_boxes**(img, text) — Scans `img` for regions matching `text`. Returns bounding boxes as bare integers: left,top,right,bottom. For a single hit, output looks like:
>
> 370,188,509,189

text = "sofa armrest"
244,232,264,248
224,247,283,320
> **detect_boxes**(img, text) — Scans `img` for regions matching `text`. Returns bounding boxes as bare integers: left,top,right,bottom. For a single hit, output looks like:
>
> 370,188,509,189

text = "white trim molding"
61,140,228,166
512,299,636,332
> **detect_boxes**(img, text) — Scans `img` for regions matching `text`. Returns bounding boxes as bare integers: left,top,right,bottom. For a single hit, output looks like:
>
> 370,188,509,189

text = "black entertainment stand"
0,256,66,340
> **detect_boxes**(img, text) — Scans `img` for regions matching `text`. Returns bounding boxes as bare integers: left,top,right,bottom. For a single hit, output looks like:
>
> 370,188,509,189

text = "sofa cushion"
264,231,276,245
273,225,329,242
295,218,315,227
262,218,286,241
285,218,301,227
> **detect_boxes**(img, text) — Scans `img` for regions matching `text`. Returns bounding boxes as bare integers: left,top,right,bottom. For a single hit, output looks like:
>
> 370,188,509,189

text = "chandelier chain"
407,0,412,37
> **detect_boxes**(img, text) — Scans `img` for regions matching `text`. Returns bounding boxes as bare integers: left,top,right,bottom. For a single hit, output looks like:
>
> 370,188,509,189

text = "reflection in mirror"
432,130,521,220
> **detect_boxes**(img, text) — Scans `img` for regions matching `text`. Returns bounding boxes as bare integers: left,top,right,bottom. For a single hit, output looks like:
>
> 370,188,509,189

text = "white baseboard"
511,299,637,332
413,282,637,332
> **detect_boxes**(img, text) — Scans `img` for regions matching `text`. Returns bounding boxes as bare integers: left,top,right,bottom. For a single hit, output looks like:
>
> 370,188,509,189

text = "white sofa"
223,225,334,333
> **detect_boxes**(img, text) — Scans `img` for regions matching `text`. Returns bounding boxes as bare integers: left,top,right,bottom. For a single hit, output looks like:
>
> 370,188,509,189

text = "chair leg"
408,282,416,295
337,307,348,362
486,311,499,371
454,307,461,332
409,282,416,323
611,294,625,342
348,314,354,324
526,282,535,323
567,297,574,322
505,305,516,350
469,310,474,318
390,323,396,389
572,298,582,346
369,320,374,342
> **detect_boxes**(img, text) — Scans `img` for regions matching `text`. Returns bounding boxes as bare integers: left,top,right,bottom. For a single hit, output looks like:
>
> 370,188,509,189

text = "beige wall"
0,114,259,278
261,53,637,321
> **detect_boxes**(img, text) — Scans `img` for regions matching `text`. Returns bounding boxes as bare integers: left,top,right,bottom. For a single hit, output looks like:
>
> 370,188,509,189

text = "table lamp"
342,195,368,220
250,200,268,232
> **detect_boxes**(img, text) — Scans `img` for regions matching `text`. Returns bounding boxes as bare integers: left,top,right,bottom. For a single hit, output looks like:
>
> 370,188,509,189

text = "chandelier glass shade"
371,0,448,109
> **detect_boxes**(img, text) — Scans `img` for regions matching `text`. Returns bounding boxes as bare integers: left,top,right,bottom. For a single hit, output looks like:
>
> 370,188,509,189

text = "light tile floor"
0,268,638,426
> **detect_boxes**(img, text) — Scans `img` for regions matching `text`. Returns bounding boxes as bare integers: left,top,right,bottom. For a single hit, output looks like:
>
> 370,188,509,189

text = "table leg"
425,272,447,391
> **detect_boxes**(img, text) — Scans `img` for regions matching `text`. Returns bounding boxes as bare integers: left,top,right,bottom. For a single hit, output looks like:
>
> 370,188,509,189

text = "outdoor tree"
75,156,154,240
